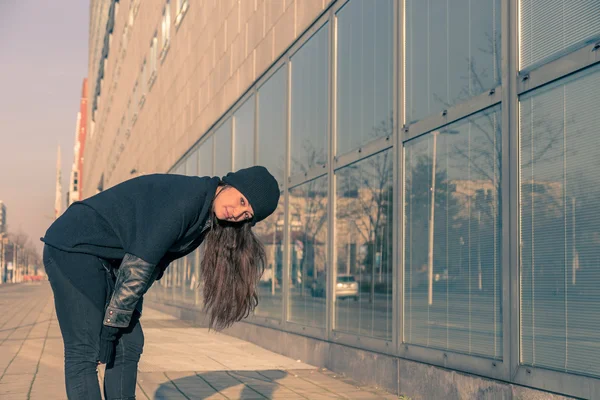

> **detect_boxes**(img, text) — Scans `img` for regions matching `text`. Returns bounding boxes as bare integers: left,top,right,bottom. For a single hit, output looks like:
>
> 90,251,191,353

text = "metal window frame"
517,40,600,95
402,87,502,144
396,0,511,382
326,0,398,356
286,13,331,187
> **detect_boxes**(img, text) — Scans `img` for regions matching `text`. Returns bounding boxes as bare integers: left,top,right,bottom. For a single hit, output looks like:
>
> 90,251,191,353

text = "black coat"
43,173,220,264
42,173,220,328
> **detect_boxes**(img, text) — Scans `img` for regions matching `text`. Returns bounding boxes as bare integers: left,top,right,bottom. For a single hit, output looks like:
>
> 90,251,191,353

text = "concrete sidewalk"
0,282,399,399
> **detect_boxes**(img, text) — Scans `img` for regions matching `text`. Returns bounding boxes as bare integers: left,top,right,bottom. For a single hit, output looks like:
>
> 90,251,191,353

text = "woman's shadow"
155,369,288,399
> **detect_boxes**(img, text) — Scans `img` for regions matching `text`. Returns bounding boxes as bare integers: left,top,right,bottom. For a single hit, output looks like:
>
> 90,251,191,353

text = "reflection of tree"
289,178,328,293
291,140,327,175
405,154,461,286
337,116,394,303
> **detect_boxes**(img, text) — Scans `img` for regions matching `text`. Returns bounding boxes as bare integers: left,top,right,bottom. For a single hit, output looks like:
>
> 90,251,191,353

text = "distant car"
311,274,359,301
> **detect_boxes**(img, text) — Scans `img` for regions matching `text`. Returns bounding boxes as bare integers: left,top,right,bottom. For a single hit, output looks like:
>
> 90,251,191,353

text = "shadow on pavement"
155,370,288,399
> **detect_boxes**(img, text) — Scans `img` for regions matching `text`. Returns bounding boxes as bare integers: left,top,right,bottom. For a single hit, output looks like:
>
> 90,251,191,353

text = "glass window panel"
335,150,393,340
290,24,329,176
404,106,502,359
520,0,600,70
214,119,232,177
258,65,287,186
254,194,284,320
198,137,213,177
185,149,198,176
288,176,328,328
234,95,255,170
520,65,600,376
404,0,501,124
336,0,393,156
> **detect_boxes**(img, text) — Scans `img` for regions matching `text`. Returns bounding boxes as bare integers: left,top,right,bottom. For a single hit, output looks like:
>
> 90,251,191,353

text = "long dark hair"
200,186,266,330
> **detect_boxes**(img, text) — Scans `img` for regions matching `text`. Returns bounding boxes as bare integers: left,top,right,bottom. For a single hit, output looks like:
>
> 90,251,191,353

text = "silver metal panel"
326,5,335,339
513,365,600,400
282,320,327,340
508,0,521,384
288,167,328,189
392,0,400,357
518,41,600,95
398,0,407,354
499,0,513,382
331,330,395,356
403,86,502,143
398,344,506,381
283,54,292,324
333,136,393,171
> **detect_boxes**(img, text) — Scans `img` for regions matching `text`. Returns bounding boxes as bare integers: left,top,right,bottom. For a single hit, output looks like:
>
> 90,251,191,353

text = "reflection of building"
0,202,6,234
68,79,88,205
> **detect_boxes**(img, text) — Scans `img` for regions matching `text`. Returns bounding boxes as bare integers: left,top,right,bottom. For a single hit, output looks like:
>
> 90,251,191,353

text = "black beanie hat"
221,166,280,225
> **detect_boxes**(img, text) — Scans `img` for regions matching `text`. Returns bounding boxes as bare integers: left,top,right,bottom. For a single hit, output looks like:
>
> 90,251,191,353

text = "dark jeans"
43,245,144,400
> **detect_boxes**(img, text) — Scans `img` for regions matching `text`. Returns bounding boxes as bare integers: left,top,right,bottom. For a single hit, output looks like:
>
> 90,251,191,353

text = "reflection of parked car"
311,274,359,300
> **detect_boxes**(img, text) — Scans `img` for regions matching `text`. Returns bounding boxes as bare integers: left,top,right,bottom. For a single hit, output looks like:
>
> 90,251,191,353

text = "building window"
257,66,286,188
233,95,255,171
198,136,213,177
214,119,232,177
335,150,393,340
288,176,328,329
174,0,189,27
519,0,600,70
149,34,158,89
160,1,171,60
290,23,329,176
520,64,600,377
404,106,502,359
336,0,393,156
404,0,501,124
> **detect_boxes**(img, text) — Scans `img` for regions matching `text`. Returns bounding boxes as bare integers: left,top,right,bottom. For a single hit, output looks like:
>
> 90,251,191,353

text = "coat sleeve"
103,253,161,328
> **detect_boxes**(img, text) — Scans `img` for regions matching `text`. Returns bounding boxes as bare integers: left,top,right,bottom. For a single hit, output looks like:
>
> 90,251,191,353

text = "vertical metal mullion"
397,0,406,357
499,0,513,381
507,0,521,383
282,57,292,327
326,9,336,338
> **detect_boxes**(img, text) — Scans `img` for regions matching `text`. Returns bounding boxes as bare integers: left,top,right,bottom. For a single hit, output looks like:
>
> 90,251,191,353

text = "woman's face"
213,186,254,222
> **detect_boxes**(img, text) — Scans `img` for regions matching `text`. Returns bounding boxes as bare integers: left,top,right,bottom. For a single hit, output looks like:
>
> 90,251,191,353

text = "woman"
41,165,280,400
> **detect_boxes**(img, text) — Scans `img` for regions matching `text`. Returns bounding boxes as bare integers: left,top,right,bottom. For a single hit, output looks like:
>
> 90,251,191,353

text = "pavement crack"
27,305,54,399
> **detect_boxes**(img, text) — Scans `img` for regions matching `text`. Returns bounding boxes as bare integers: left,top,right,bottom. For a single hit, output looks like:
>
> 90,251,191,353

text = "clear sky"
0,0,89,254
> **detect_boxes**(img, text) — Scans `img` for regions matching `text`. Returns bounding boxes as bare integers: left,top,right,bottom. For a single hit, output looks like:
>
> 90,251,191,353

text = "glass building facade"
147,0,600,397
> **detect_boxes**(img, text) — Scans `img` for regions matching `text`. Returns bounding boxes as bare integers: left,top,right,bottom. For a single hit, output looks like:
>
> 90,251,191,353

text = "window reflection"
336,0,393,156
198,137,213,177
520,66,600,376
258,66,287,186
185,149,198,176
288,176,328,328
335,150,393,340
253,195,284,320
214,120,232,177
405,0,501,123
404,106,502,359
290,24,329,176
234,96,255,171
